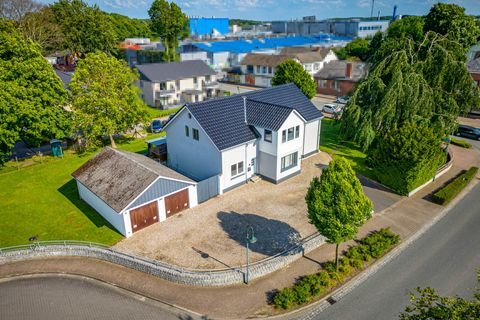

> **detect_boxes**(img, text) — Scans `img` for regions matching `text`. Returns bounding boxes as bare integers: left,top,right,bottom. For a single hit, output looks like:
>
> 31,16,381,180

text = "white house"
72,147,198,238
136,60,218,109
163,83,323,193
238,48,337,87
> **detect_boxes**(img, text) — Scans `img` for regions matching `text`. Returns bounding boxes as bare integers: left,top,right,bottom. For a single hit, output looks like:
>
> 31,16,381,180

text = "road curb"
268,179,479,320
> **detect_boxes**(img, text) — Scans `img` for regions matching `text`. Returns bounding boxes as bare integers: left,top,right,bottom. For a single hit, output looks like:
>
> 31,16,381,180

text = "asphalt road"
0,275,196,320
313,182,480,320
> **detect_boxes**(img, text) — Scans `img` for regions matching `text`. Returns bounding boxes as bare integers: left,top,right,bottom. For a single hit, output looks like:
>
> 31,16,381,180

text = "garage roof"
72,147,195,213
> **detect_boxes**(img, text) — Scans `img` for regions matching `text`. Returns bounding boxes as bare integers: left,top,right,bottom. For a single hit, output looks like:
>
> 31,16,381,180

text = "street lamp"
245,226,257,284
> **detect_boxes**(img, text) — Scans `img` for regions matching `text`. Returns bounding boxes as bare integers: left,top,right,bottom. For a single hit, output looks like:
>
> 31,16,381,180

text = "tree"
105,13,154,42
400,272,480,320
0,0,43,21
69,52,148,149
424,3,480,52
341,31,476,151
50,0,116,54
368,123,446,195
272,59,317,99
305,158,373,270
335,37,370,61
0,19,70,164
18,7,64,55
148,0,189,62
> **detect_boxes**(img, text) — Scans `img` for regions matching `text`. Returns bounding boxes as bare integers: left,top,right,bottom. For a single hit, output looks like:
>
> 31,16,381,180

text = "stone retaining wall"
0,234,326,287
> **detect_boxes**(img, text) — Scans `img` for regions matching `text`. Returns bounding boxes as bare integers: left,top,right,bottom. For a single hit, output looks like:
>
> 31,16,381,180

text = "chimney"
345,62,353,79
242,96,247,124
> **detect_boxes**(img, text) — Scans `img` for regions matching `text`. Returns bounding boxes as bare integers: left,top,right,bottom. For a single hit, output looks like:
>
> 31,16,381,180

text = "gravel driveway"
114,153,331,269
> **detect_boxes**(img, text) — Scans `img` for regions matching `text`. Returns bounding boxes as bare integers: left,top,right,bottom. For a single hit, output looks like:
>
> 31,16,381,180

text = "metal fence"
0,234,326,287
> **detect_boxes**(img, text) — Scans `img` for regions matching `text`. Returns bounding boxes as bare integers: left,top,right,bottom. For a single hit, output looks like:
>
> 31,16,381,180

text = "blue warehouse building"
190,17,229,36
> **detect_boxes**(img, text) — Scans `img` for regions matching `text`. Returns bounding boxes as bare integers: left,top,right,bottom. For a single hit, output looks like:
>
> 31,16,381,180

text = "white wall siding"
255,125,278,156
76,181,127,237
180,51,209,64
276,112,304,181
220,141,256,191
257,151,277,181
166,108,221,181
188,185,198,207
140,80,155,107
303,120,320,157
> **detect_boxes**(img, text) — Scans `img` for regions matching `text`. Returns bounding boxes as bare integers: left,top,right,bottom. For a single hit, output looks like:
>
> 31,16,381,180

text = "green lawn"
320,118,373,178
0,132,165,247
143,106,180,120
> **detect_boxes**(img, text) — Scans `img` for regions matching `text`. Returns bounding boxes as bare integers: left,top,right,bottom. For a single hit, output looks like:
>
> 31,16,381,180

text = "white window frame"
192,128,199,141
281,152,298,172
230,161,244,178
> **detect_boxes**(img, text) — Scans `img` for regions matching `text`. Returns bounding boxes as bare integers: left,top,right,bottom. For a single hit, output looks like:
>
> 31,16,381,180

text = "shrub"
338,258,353,276
432,167,479,205
349,257,364,269
293,282,311,304
301,274,324,297
322,261,337,273
273,287,296,309
360,228,401,258
329,271,344,283
450,138,472,149
317,271,331,287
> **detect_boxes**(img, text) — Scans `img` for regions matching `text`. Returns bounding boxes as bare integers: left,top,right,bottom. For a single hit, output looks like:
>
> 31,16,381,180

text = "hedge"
432,167,479,205
449,138,472,149
272,228,400,310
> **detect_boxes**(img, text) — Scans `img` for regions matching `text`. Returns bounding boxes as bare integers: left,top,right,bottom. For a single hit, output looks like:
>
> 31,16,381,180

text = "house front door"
250,157,256,174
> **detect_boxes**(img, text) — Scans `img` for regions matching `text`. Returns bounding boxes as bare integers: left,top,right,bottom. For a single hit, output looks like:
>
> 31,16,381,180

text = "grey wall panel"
258,151,277,181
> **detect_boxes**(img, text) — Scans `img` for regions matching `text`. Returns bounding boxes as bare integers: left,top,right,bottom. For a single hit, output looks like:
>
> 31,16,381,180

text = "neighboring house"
72,147,198,238
238,48,337,87
163,83,323,194
136,60,218,109
467,57,480,90
314,60,367,96
120,38,165,67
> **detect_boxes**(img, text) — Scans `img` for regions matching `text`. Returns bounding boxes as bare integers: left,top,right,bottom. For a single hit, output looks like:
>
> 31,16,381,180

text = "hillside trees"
149,0,189,61
50,0,116,54
306,158,373,270
70,52,147,149
272,59,317,99
0,20,70,164
0,0,43,21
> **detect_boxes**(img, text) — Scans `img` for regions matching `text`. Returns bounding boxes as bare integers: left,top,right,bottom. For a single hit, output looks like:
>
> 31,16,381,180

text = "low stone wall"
0,234,326,287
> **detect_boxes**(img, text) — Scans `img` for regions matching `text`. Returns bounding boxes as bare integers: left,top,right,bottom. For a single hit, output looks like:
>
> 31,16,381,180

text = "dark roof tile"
136,60,216,82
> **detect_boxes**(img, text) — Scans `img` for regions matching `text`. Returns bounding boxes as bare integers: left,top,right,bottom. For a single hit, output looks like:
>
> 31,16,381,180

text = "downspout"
302,121,307,159
243,96,249,183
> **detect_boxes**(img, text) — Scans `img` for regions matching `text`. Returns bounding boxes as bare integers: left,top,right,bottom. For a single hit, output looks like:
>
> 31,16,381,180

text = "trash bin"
50,139,63,157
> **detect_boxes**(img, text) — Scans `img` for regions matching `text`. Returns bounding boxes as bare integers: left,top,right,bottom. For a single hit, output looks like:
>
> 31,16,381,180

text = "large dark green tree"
341,31,476,151
424,3,480,52
335,37,370,61
368,123,446,195
70,52,147,149
272,59,317,99
148,0,189,62
306,158,373,270
106,13,154,42
50,0,116,54
0,19,70,164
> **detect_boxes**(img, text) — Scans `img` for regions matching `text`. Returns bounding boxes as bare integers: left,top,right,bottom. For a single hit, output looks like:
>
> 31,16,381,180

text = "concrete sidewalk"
1,145,479,319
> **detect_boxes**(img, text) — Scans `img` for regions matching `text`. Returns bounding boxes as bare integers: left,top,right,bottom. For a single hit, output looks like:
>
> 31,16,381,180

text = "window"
206,75,211,82
264,129,272,142
288,127,294,140
231,161,244,177
282,126,301,142
256,66,261,73
262,66,267,73
331,80,339,89
319,79,327,88
268,67,272,74
304,64,312,71
139,81,144,88
188,113,192,119
192,128,199,141
193,77,197,84
313,63,319,71
281,152,298,172
185,125,189,137
176,80,180,88
160,82,166,90
247,65,254,73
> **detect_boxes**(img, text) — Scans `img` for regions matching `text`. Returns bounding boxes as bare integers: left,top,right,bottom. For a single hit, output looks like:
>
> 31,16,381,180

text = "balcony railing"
203,80,219,89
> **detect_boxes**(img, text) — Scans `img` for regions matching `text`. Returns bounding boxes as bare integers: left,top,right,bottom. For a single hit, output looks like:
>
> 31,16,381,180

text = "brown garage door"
165,189,189,218
130,201,158,233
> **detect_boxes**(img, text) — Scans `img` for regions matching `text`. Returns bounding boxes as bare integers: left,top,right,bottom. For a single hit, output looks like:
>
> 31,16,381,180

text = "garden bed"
432,167,479,205
271,228,400,311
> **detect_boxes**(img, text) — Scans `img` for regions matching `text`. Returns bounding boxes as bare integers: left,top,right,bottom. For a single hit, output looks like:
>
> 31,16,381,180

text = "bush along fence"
432,167,479,205
0,234,326,287
273,228,400,310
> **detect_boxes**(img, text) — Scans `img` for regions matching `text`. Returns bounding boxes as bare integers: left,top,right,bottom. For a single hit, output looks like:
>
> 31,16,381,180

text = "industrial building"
180,35,351,69
272,17,389,38
189,17,229,37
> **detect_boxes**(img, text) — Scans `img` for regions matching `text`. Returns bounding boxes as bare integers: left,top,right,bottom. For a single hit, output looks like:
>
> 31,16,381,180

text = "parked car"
335,96,349,104
150,119,162,133
455,125,480,140
322,103,341,114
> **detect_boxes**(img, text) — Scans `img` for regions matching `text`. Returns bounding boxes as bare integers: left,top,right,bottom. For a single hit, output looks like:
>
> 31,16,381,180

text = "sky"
37,0,480,20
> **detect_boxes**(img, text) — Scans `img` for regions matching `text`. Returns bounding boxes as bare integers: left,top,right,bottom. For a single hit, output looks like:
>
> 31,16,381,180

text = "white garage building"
72,147,197,238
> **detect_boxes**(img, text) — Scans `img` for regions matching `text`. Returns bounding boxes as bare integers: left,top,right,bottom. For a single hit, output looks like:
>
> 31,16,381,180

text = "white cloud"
103,0,139,9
